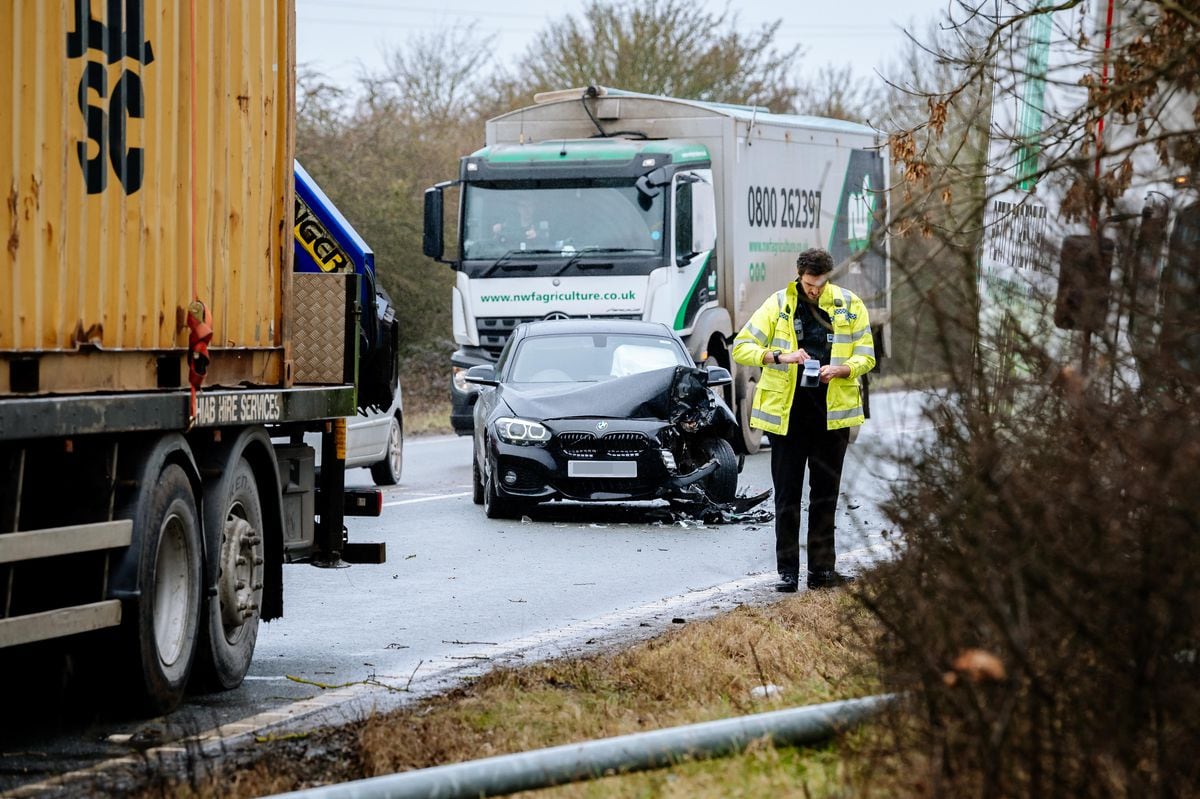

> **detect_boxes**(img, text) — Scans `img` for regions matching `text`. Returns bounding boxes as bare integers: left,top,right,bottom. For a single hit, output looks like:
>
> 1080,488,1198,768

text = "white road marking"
383,491,471,507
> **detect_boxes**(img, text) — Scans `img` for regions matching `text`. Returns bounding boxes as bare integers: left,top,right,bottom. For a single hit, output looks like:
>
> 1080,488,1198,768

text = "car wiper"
553,247,655,277
478,249,561,279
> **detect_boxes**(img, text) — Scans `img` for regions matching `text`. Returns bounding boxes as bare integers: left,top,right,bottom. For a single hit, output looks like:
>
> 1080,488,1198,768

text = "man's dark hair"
796,248,834,277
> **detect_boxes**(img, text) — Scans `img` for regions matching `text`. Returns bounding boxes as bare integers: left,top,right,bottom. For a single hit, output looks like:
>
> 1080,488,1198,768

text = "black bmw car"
465,319,741,519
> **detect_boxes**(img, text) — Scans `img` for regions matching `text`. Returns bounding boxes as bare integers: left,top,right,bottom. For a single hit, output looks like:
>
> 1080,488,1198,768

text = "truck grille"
476,314,641,360
477,317,537,359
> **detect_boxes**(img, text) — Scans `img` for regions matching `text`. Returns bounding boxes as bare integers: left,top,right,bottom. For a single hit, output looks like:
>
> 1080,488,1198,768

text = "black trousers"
767,420,850,577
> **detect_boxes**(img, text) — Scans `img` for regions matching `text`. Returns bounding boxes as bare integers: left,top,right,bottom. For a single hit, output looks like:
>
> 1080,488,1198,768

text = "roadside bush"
859,361,1200,797
399,337,457,408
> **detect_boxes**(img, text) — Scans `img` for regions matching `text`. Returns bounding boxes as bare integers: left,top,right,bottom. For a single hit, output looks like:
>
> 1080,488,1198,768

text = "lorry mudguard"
107,434,203,601
682,305,733,364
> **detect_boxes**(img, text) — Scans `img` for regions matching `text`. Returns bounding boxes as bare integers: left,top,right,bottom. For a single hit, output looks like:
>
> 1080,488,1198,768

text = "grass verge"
404,396,454,437
139,590,884,798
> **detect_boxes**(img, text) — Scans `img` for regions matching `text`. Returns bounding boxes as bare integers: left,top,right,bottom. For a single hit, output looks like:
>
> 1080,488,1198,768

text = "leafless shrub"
858,3,1200,796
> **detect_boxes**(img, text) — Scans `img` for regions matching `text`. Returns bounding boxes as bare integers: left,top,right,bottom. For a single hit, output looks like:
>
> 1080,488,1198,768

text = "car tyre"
483,470,520,520
472,456,484,505
700,437,739,503
370,415,403,486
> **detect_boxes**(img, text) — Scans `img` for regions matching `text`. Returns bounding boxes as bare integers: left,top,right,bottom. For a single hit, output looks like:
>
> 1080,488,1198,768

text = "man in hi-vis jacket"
732,248,875,592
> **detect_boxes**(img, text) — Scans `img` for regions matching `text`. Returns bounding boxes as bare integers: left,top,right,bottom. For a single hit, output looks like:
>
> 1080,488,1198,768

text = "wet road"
0,389,931,796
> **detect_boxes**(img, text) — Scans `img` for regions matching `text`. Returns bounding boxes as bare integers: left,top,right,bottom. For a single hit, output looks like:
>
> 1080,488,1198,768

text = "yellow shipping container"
0,0,294,394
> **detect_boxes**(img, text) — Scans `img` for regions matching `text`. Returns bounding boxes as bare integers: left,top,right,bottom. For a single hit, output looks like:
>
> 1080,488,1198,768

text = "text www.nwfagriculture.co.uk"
479,290,637,303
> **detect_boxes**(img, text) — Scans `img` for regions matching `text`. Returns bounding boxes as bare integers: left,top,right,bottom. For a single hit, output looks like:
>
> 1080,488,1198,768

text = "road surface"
0,389,930,796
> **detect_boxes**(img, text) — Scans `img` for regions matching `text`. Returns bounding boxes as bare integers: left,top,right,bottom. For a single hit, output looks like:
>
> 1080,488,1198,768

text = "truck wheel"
370,415,403,486
128,463,202,714
197,458,264,690
700,438,739,503
736,374,762,455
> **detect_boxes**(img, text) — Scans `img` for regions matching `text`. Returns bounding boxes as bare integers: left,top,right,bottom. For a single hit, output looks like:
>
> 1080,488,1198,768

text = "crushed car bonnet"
499,365,715,425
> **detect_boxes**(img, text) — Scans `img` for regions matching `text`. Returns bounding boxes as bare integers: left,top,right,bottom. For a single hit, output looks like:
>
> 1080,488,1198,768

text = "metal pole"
267,694,896,799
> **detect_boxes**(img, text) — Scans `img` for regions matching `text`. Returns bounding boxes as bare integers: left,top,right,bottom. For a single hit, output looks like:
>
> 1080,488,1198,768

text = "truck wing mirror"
423,185,446,261
690,179,716,254
1053,234,1114,331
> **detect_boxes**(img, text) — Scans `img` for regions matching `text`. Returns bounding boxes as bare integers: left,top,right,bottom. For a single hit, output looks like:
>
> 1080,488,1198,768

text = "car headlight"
495,416,551,445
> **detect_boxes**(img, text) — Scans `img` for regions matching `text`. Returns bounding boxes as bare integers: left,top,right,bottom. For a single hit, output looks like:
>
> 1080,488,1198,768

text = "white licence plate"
568,460,637,478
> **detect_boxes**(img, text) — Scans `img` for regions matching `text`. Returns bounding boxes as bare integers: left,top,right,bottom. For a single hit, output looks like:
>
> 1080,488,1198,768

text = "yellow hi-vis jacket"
732,281,876,435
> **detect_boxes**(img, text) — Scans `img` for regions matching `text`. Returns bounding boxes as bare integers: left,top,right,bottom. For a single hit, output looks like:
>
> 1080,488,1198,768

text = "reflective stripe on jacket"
731,281,876,434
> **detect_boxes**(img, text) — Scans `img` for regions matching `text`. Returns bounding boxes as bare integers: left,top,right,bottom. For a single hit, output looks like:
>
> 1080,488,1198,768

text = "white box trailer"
978,1,1199,394
424,87,889,452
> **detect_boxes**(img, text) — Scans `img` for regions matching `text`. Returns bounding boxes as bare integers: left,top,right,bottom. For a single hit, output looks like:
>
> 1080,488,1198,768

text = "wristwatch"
771,350,782,364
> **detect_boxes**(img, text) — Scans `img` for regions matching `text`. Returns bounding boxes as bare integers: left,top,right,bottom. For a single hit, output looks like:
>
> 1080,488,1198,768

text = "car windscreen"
462,184,665,261
507,334,690,383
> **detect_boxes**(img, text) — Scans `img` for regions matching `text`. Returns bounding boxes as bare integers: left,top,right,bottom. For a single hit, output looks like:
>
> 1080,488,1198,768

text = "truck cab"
425,138,716,434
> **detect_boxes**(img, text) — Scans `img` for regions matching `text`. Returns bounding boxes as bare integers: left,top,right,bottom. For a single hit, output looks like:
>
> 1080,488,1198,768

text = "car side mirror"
463,364,498,386
705,365,732,388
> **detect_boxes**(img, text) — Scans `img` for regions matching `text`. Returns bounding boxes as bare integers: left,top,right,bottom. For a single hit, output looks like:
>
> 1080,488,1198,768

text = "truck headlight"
452,367,475,394
495,417,551,445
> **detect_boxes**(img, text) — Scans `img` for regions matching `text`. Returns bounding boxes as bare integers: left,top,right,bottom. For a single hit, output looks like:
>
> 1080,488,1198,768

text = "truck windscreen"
462,184,665,263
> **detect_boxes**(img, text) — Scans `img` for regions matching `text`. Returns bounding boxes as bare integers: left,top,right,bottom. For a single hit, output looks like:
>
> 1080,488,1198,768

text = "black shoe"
775,573,798,593
807,569,855,590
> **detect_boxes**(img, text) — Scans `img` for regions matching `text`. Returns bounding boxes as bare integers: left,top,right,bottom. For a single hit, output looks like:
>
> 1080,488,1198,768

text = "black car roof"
517,319,676,338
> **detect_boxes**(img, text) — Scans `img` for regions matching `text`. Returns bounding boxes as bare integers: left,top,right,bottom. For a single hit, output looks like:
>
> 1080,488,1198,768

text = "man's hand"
819,364,852,383
778,349,809,365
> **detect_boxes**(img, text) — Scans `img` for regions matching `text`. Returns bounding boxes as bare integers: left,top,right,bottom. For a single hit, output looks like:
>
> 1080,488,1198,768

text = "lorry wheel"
127,463,202,715
197,458,264,691
700,438,739,503
736,374,762,455
472,457,484,505
370,415,403,486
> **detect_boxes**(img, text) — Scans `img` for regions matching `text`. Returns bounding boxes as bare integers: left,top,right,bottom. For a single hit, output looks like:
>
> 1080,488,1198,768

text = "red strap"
187,301,213,424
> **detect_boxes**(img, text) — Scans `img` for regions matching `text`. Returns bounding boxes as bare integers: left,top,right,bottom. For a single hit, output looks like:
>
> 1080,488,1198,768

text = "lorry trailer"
0,0,391,714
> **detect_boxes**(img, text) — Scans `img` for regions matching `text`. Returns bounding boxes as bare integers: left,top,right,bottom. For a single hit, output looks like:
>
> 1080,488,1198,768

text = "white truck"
978,1,1198,392
424,86,890,452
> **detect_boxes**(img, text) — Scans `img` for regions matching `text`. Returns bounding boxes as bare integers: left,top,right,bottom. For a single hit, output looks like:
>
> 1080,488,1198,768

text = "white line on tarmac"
383,491,471,507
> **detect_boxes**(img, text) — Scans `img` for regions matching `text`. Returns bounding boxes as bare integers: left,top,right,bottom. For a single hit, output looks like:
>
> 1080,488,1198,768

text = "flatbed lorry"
0,0,393,714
